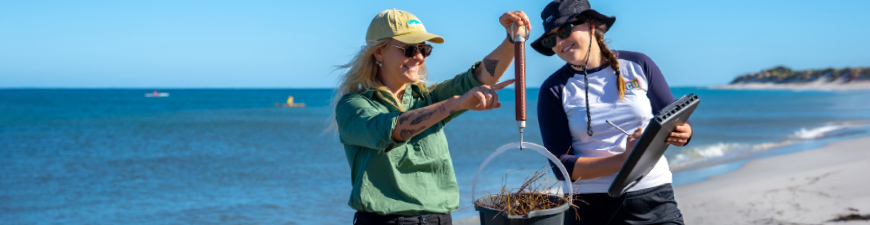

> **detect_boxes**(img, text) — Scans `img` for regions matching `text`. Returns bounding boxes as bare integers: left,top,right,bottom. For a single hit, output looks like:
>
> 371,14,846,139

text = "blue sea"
2,87,870,224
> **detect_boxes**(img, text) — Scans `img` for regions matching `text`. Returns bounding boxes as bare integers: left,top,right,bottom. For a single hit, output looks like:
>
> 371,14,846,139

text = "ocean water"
2,87,869,224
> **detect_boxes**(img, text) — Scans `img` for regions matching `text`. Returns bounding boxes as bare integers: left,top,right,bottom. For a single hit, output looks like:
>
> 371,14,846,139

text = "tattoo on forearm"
398,111,413,125
410,109,435,125
400,126,427,139
400,129,412,139
399,104,448,139
484,58,499,77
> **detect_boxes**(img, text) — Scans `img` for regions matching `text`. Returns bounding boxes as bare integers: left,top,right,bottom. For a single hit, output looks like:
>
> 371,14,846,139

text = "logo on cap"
545,15,554,23
408,19,422,26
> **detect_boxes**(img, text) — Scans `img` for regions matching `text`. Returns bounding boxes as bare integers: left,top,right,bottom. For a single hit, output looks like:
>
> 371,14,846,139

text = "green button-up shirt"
335,62,483,216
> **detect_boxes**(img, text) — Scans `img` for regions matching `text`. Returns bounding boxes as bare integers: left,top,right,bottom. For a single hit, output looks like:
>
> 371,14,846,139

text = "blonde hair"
326,38,430,133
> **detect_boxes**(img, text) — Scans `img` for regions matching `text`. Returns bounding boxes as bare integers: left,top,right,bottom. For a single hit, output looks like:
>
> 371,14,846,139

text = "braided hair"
583,16,625,100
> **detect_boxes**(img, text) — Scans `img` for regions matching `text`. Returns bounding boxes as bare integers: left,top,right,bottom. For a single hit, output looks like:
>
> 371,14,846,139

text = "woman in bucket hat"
333,9,530,225
533,0,691,224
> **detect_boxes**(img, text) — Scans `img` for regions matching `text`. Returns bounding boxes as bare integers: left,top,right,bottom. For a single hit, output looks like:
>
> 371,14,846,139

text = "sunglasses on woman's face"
541,20,586,49
391,43,433,58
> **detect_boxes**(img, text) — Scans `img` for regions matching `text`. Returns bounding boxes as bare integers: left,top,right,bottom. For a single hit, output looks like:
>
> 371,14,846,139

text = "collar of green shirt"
360,83,426,111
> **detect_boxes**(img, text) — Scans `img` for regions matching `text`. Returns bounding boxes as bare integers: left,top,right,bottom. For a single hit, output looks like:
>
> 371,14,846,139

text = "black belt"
354,211,452,225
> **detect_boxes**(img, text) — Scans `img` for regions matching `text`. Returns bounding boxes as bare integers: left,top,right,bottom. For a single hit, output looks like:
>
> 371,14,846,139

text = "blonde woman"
334,9,530,225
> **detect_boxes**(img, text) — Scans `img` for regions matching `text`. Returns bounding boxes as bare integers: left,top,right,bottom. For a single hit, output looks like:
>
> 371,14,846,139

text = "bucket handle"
471,142,574,204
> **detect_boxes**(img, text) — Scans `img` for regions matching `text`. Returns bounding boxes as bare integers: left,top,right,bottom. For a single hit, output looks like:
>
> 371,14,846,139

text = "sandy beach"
675,136,870,225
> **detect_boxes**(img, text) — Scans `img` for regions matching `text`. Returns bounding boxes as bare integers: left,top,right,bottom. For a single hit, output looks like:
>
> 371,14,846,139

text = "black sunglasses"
541,20,586,49
391,43,433,58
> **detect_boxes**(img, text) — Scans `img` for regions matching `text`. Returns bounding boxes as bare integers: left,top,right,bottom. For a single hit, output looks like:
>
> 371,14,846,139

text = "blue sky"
1,0,868,88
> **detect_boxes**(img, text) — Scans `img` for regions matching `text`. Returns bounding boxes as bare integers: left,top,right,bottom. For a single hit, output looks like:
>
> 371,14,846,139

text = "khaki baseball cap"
365,9,444,44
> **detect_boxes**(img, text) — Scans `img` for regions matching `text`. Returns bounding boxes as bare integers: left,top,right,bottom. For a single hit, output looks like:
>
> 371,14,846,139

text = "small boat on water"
145,91,169,97
276,95,304,107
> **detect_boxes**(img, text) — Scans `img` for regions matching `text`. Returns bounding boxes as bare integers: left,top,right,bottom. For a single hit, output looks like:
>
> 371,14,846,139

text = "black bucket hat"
531,0,616,56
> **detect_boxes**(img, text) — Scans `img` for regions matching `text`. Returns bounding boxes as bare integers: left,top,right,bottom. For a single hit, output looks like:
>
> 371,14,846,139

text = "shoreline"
674,136,870,224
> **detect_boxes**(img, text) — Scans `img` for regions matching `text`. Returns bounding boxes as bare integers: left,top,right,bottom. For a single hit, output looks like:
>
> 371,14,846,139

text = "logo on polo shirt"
625,78,642,90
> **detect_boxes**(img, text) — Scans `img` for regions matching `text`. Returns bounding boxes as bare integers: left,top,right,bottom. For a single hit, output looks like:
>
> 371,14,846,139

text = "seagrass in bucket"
475,194,570,225
471,142,574,225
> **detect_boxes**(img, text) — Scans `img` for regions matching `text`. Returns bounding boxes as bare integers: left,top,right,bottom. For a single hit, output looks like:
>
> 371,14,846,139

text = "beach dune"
675,137,870,225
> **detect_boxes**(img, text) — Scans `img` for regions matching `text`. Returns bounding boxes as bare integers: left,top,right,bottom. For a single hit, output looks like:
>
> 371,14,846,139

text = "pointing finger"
492,79,516,91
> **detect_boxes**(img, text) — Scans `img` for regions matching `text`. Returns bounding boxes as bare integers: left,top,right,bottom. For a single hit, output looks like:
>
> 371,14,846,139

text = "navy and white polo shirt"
538,50,677,194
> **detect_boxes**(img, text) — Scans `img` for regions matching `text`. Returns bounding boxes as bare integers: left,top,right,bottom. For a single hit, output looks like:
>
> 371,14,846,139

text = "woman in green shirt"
334,8,530,225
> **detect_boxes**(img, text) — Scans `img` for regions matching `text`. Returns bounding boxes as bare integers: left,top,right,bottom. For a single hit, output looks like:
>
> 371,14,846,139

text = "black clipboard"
607,94,700,197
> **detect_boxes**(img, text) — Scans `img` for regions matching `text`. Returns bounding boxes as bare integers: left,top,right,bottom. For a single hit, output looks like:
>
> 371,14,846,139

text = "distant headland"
718,66,870,90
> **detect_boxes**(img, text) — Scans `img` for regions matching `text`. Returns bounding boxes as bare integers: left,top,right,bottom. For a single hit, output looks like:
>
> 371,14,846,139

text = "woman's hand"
457,79,515,111
666,123,692,146
624,128,644,156
499,11,531,38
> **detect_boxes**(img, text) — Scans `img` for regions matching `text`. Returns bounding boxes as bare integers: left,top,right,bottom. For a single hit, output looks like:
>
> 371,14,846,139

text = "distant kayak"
145,91,169,97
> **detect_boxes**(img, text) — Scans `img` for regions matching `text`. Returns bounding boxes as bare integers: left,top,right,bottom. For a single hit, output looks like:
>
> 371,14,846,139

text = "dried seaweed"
474,166,572,217
829,213,870,222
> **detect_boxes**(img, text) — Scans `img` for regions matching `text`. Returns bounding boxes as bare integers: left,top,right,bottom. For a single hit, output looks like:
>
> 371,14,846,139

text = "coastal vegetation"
729,66,870,85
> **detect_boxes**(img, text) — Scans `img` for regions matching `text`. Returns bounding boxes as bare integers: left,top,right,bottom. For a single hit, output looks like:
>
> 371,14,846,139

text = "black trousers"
565,184,684,225
353,211,452,225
